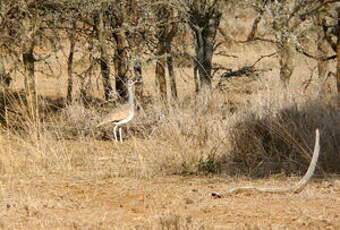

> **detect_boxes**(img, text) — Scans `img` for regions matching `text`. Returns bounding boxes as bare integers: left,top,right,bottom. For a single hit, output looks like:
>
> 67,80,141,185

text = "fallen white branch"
212,129,320,198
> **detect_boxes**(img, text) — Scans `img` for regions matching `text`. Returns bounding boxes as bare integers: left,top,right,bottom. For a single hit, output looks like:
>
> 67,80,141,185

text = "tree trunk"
23,41,38,122
190,4,221,91
155,49,167,103
167,55,177,100
166,20,178,101
155,5,177,103
194,65,200,93
278,40,295,88
113,30,130,101
0,54,8,125
195,28,212,88
96,9,113,101
133,58,143,100
0,55,11,89
247,14,262,41
336,7,340,95
67,29,75,103
316,14,330,96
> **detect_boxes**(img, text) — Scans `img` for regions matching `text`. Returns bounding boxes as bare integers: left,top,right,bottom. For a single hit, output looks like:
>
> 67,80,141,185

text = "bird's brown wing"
96,104,131,127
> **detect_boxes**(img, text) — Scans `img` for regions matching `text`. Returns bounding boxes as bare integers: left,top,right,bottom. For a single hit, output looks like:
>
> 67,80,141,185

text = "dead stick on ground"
212,129,320,198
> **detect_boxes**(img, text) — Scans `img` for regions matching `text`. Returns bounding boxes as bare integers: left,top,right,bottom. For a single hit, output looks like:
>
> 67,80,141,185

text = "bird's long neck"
128,85,134,105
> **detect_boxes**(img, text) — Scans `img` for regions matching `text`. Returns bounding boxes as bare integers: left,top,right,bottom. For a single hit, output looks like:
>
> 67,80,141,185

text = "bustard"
96,79,136,142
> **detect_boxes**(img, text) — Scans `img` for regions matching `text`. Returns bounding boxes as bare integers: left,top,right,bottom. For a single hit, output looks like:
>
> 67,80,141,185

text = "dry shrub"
228,93,340,177
128,92,232,177
45,103,99,139
1,85,338,179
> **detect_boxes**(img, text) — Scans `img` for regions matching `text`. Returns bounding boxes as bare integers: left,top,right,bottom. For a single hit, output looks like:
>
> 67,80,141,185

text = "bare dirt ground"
1,175,339,229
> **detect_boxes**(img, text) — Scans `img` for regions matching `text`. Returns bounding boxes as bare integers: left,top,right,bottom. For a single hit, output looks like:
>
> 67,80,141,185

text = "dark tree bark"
23,40,38,121
278,39,295,88
66,23,76,103
0,55,11,89
155,5,178,103
194,66,200,93
95,8,113,101
316,14,330,95
134,58,143,100
167,55,177,100
108,1,132,102
125,0,144,100
188,1,222,91
0,54,9,125
113,30,131,101
336,7,340,95
155,52,167,103
247,14,263,41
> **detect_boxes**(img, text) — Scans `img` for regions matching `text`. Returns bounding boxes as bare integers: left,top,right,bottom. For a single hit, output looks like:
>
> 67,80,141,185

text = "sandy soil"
1,176,339,229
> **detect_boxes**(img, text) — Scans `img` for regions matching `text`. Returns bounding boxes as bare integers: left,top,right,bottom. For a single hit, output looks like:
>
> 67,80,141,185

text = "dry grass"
228,91,340,177
0,78,339,228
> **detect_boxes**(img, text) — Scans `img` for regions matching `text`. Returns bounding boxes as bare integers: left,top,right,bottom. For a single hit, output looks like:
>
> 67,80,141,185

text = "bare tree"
154,3,178,103
292,2,339,95
244,0,338,89
106,1,132,102
66,20,76,103
185,0,222,91
0,1,64,122
93,3,113,101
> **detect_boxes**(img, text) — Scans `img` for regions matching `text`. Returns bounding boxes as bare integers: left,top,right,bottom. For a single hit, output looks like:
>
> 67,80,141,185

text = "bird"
96,79,136,142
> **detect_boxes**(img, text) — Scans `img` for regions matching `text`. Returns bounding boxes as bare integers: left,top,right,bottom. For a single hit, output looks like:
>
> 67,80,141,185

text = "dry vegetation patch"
229,94,340,177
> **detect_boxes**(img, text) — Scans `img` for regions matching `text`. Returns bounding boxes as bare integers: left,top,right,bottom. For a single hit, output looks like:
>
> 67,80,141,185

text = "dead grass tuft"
228,92,340,177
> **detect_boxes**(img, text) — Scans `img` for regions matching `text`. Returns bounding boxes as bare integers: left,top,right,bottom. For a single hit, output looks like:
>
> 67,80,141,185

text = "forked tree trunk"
23,41,38,122
155,5,178,103
278,39,295,88
189,3,221,91
67,25,76,103
113,30,131,101
96,9,113,101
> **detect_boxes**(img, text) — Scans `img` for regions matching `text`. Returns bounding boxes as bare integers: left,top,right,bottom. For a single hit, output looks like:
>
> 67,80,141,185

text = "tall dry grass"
228,90,339,177
0,84,339,180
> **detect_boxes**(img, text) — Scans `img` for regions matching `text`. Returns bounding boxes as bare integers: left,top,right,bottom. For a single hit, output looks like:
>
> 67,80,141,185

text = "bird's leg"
119,127,123,143
113,126,118,141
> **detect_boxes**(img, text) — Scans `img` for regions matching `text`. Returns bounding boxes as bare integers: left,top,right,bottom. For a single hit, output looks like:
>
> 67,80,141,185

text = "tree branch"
296,47,336,61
